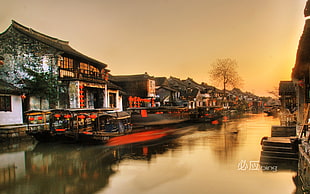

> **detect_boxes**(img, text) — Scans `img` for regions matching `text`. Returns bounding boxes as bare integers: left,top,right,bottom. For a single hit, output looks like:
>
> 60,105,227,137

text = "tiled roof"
0,79,24,94
154,77,168,86
1,20,107,69
110,73,154,82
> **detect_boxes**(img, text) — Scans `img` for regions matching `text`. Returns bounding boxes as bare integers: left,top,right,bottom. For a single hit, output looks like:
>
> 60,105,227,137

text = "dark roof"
168,76,188,89
305,0,310,17
157,85,178,92
1,20,107,69
0,79,24,95
292,2,310,80
154,77,168,86
181,88,200,99
182,78,206,91
279,81,295,96
110,73,154,82
292,19,310,80
107,81,125,92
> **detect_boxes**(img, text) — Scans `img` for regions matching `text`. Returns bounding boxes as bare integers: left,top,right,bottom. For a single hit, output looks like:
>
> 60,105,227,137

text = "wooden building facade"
279,81,296,113
0,20,117,110
110,73,156,107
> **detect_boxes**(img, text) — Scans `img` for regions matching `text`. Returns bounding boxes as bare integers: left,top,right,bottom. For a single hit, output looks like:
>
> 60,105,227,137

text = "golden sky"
0,0,307,96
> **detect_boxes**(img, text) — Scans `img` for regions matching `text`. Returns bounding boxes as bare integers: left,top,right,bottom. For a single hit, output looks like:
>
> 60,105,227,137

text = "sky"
0,0,307,96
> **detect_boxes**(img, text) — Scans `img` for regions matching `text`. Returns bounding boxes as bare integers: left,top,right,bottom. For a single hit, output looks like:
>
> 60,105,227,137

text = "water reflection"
0,128,188,194
0,114,301,194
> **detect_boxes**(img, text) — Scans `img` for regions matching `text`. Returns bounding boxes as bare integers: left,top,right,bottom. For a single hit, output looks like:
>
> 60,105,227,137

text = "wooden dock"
260,136,299,163
0,125,30,142
271,125,296,137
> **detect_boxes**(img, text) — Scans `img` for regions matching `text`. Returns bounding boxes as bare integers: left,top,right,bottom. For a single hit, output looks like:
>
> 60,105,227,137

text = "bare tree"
267,86,279,98
209,58,243,96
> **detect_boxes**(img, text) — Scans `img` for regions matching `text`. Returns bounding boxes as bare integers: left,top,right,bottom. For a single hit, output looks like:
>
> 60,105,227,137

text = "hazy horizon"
0,0,307,96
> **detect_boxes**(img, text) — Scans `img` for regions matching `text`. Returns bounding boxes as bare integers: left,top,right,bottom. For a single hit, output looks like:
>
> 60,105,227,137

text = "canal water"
0,113,298,194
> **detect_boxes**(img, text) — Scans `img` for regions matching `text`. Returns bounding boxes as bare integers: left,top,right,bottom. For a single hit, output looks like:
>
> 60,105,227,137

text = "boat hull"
128,107,190,127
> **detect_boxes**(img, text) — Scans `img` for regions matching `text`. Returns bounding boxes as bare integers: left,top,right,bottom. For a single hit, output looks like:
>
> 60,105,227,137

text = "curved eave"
1,20,108,69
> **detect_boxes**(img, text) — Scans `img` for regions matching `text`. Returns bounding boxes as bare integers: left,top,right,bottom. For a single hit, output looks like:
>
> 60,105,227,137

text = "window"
59,57,74,78
0,96,11,111
59,57,74,69
79,62,100,78
109,93,116,108
147,80,156,97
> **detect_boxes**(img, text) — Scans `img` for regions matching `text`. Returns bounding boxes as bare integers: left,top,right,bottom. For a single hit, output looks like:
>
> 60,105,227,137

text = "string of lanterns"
79,85,85,108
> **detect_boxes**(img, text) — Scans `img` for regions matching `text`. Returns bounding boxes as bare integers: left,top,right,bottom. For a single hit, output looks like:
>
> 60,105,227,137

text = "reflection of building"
0,137,181,193
0,152,26,187
24,144,117,194
0,21,120,110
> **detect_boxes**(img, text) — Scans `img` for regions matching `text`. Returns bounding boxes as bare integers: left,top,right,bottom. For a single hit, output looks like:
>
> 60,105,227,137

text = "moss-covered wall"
0,26,61,109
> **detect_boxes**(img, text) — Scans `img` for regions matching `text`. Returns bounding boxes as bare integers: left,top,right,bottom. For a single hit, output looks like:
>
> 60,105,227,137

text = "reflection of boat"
128,106,190,127
107,124,197,146
11,134,183,194
107,129,171,146
189,106,223,123
25,108,132,144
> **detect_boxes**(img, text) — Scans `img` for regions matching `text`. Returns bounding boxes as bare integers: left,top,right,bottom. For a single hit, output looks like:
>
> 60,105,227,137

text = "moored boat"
263,105,280,117
26,108,132,144
127,106,190,127
77,110,132,144
189,106,223,123
25,110,55,142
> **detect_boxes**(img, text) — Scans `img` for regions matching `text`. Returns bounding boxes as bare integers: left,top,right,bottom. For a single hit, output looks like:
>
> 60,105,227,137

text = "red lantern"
37,116,43,120
79,90,84,94
54,114,61,118
80,99,85,103
28,117,35,121
79,85,84,89
141,110,148,117
78,115,86,119
89,114,97,121
298,80,305,87
21,94,26,100
64,114,71,119
104,73,109,81
79,95,84,98
128,96,133,108
80,104,85,107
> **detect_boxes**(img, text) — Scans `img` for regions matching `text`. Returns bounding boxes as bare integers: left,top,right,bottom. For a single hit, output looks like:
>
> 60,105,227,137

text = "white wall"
0,95,23,125
107,89,123,111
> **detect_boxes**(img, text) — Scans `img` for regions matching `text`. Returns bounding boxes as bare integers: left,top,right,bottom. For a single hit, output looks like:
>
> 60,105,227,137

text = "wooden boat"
26,108,132,144
263,105,280,117
25,110,56,142
76,110,132,144
127,106,190,127
189,106,223,123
